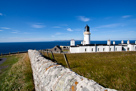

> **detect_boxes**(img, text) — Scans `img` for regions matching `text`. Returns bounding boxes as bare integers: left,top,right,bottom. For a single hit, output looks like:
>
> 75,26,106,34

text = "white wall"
70,45,136,53
115,46,122,51
134,45,136,51
70,46,115,53
110,46,115,51
70,40,75,46
128,44,135,51
96,46,115,52
79,46,95,53
70,47,79,53
97,46,108,52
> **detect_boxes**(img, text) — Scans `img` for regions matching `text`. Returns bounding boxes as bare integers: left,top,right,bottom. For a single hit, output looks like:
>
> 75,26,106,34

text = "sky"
0,0,136,42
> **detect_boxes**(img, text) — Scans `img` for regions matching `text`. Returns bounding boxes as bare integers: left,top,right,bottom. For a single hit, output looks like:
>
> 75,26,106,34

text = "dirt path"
0,58,7,65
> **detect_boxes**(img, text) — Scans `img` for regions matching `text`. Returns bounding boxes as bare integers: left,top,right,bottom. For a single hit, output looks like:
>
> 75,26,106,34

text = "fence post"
9,52,10,55
40,50,42,54
63,53,70,69
46,50,49,57
42,50,43,55
50,51,54,60
43,50,45,55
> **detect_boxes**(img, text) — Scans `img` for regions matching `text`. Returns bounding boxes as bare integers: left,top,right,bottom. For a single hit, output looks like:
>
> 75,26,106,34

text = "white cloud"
32,24,45,28
11,30,19,33
0,13,3,16
52,26,61,28
60,24,68,26
105,17,112,19
55,32,62,35
1,27,10,29
51,35,55,37
74,28,82,31
11,32,18,33
0,30,3,31
67,28,73,31
96,23,123,28
23,32,30,34
78,16,90,22
5,37,49,42
122,15,131,18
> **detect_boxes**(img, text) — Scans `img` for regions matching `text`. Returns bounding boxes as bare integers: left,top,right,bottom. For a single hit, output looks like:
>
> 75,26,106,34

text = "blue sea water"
0,40,135,54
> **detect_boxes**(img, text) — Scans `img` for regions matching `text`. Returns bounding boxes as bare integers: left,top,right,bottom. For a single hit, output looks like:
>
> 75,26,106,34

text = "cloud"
105,17,112,19
74,28,82,31
96,23,123,28
67,28,73,31
55,32,62,35
52,26,61,28
32,24,45,28
51,35,55,37
0,13,3,16
11,32,18,33
122,15,131,18
11,30,19,33
1,27,10,29
60,24,68,26
78,16,90,22
23,32,30,34
0,30,3,31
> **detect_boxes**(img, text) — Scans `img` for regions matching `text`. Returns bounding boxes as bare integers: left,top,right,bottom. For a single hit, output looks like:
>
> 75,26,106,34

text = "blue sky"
0,0,136,42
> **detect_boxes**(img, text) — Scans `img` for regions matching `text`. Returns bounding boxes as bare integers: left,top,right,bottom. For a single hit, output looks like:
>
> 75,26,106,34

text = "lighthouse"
70,25,136,53
83,25,91,45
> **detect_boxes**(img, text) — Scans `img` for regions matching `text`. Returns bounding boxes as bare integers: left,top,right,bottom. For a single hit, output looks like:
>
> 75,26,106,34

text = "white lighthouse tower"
83,25,91,45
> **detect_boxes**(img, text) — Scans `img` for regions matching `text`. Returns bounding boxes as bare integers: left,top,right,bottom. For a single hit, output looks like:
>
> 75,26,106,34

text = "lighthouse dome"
84,25,90,32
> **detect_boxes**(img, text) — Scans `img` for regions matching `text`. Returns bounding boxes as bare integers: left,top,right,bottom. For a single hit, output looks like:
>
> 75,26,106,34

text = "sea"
0,40,135,54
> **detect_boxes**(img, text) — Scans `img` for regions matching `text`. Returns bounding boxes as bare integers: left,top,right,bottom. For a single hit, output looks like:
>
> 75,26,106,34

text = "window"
116,48,117,51
92,48,93,51
103,48,105,51
98,48,99,51
54,48,57,51
85,48,87,52
127,48,129,51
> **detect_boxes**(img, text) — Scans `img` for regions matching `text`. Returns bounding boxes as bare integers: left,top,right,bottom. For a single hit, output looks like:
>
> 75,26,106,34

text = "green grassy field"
44,51,136,91
0,53,34,91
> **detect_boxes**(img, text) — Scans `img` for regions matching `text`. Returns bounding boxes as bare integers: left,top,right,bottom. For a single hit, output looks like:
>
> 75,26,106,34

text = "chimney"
121,40,124,44
83,41,86,45
107,40,111,45
113,41,115,45
70,39,75,46
127,40,130,44
81,41,83,44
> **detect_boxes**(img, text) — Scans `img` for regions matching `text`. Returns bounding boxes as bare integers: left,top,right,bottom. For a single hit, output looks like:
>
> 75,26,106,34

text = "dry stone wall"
28,49,116,91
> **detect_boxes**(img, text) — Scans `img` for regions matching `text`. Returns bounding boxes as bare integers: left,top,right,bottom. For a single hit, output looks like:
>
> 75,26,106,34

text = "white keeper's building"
70,25,136,53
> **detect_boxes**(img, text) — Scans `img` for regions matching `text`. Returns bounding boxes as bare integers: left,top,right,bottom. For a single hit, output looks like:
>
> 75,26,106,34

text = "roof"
55,45,62,50
70,44,123,47
118,43,136,45
85,25,90,32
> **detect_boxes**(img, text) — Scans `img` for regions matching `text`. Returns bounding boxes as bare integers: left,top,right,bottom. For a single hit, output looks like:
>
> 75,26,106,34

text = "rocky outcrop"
28,49,116,91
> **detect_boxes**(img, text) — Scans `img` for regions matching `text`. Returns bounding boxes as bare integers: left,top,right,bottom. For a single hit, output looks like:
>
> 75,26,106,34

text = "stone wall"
28,49,116,91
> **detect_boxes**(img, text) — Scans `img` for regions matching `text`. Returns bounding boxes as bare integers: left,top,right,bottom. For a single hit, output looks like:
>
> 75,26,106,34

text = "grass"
43,51,136,91
62,49,69,52
0,53,34,91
